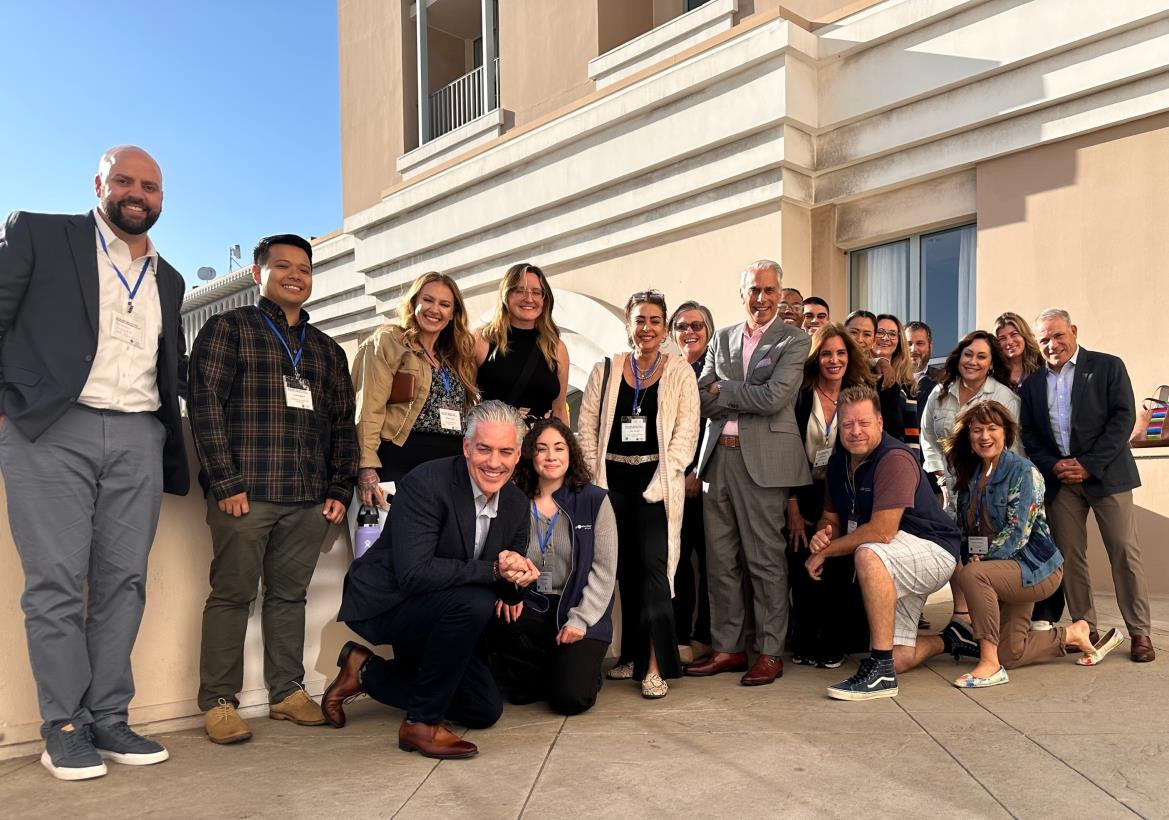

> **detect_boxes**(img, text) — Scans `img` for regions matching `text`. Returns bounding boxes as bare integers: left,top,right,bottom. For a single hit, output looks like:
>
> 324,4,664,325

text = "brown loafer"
741,654,783,686
398,720,478,759
322,641,372,728
683,651,747,677
1131,635,1156,663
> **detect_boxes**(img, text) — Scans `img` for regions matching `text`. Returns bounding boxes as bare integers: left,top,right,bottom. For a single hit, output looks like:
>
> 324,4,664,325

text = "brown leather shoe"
322,641,372,728
683,651,748,677
1131,635,1156,663
740,654,783,686
398,720,478,759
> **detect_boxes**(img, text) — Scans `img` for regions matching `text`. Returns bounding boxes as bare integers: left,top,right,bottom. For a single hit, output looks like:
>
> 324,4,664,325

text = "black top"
476,326,560,418
607,377,659,456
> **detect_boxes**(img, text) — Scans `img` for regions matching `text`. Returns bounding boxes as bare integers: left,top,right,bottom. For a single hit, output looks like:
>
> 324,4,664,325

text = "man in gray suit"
0,146,188,780
684,260,811,685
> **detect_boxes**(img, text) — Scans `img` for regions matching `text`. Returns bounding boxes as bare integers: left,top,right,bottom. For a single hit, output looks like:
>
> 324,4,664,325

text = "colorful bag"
1131,385,1169,447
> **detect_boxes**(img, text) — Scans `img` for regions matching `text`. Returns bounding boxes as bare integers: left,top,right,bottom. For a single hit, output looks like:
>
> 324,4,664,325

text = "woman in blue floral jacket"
945,401,1122,688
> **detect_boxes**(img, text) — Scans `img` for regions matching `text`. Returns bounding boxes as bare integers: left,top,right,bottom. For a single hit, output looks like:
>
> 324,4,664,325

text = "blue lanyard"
260,313,307,377
439,363,451,395
97,230,151,313
632,353,661,415
531,503,558,555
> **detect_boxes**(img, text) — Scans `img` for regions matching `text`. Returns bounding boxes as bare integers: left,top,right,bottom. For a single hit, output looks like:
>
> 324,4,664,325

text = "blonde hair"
398,272,479,409
480,263,561,373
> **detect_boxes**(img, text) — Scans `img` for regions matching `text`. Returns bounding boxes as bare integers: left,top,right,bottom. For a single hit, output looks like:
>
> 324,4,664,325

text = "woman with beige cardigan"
579,290,699,699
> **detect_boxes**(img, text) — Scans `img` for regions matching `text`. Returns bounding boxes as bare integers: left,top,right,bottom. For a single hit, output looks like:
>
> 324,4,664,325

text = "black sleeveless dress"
476,326,560,419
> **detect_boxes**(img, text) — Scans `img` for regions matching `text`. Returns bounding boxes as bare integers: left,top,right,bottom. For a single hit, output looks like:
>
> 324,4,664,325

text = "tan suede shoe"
268,690,327,726
204,699,252,745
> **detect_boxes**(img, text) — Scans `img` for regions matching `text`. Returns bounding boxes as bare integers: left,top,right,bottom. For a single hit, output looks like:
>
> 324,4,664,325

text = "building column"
481,0,497,112
417,0,430,144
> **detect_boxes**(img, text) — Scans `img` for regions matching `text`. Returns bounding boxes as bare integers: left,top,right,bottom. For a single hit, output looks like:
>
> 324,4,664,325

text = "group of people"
0,146,1155,780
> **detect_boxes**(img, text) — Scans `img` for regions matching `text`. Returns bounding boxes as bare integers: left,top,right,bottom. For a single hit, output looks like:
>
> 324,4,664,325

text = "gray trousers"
0,405,165,732
198,499,329,711
703,445,790,657
1048,484,1151,636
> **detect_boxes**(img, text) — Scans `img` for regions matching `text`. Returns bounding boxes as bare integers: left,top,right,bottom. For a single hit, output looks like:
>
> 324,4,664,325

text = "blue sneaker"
827,656,898,701
92,721,169,765
41,723,107,781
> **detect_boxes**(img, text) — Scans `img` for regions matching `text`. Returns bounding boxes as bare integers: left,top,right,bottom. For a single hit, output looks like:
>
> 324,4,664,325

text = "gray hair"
1035,307,1072,326
463,400,526,447
740,259,783,293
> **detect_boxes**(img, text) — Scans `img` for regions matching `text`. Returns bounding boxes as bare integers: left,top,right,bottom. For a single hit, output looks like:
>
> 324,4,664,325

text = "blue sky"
0,1,341,286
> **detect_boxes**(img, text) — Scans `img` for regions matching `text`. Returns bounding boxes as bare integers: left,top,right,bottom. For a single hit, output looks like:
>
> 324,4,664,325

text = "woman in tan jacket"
351,272,479,506
579,290,699,699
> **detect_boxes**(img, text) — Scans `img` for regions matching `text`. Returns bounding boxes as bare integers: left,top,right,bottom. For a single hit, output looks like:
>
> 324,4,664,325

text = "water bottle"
354,503,383,560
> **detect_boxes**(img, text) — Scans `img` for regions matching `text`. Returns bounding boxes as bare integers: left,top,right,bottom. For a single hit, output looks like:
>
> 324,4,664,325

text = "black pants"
607,472,681,680
488,597,608,716
787,537,869,661
673,494,711,646
347,585,502,728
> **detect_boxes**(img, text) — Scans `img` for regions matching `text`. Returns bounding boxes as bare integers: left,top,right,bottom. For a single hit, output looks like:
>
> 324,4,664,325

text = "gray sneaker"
92,721,169,765
41,723,108,781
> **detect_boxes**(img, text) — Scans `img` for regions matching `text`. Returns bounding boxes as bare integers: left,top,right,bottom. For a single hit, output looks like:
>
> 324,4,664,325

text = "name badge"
847,519,858,534
537,571,553,594
621,415,647,442
283,375,314,410
813,448,832,469
439,407,462,431
110,313,145,348
968,536,989,556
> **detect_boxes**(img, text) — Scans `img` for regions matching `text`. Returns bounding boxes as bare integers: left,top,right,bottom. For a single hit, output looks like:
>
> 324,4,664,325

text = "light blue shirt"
1045,349,1079,457
470,475,500,559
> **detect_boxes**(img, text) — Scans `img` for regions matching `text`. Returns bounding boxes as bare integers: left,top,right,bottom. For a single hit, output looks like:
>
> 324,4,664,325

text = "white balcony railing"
429,58,499,141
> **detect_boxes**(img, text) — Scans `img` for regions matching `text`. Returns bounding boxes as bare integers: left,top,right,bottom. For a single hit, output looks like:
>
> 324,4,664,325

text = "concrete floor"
2,595,1167,819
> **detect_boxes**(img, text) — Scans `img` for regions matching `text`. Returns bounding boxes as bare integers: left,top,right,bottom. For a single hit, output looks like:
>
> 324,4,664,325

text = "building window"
849,223,976,359
684,0,711,10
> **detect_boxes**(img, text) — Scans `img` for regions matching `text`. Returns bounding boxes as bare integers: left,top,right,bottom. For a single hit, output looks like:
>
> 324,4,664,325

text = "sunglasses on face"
673,321,707,333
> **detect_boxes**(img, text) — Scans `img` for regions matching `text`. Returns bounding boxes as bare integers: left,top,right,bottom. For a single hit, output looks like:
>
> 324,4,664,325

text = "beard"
102,196,161,235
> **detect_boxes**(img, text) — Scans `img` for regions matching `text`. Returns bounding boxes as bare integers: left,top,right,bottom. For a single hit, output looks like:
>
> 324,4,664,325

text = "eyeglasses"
778,302,802,311
874,329,900,339
508,286,545,300
673,321,707,333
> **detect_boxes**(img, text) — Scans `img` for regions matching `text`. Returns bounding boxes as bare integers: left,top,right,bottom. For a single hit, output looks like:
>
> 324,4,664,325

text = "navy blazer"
0,210,189,495
337,455,529,623
1019,347,1140,502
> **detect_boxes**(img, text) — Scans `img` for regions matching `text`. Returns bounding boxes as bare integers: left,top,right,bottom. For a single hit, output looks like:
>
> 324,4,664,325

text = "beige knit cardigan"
578,352,699,596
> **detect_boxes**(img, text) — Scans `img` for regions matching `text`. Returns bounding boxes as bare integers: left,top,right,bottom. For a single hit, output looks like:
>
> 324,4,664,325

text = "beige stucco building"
2,0,1167,757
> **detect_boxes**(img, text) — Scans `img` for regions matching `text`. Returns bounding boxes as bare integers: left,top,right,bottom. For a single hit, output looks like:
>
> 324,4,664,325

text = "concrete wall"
598,0,655,56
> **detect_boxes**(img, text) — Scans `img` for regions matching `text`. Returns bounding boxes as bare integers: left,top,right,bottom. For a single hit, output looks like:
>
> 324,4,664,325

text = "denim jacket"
955,449,1063,586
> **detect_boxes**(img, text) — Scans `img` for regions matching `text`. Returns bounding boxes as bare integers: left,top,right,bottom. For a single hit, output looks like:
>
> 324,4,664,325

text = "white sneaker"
1030,620,1054,631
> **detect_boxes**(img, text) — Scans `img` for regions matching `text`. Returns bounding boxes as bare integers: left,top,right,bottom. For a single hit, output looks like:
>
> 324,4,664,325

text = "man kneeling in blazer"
324,401,540,759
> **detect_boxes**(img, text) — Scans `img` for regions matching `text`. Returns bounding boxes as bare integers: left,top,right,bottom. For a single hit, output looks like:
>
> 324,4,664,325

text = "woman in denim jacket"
946,401,1122,688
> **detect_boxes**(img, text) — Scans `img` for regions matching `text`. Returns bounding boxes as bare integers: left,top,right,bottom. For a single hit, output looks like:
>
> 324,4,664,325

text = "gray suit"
698,319,810,657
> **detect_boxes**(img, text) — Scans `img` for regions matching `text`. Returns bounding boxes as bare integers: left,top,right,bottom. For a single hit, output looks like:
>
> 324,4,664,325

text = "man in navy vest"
806,385,963,700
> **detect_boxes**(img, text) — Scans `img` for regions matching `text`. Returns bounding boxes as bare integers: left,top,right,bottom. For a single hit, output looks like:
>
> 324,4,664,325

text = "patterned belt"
717,435,741,448
605,453,660,465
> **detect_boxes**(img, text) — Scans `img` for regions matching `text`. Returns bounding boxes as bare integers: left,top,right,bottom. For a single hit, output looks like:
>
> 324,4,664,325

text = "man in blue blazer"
324,401,540,759
0,146,188,780
1020,308,1153,662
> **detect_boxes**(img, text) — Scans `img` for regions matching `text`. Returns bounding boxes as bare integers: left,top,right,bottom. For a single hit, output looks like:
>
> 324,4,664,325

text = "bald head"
94,145,163,238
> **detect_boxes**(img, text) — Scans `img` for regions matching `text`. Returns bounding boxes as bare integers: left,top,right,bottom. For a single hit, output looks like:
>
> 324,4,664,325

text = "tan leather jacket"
351,324,432,468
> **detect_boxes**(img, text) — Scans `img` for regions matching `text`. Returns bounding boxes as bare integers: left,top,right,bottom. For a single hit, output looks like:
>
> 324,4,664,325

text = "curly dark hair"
939,330,1011,397
512,418,593,497
943,400,1019,494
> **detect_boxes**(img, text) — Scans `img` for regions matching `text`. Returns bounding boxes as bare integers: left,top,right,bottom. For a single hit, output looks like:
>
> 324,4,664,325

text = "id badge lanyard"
260,313,307,379
532,503,558,593
98,230,151,314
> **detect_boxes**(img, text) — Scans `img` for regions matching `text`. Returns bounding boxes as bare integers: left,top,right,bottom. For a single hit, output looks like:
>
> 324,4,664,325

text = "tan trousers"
1048,485,1151,636
958,561,1066,670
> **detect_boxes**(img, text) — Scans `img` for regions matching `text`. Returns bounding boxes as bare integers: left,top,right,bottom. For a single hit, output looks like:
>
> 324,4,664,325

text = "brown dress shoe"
398,720,478,759
1131,635,1156,663
683,651,748,677
741,654,783,686
322,641,372,728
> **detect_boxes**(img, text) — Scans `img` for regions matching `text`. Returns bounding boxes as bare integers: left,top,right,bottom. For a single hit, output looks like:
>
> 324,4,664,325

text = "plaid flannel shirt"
188,297,358,505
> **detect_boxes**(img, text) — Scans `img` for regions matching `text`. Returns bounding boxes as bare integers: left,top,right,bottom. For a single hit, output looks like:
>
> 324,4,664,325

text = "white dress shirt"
79,209,164,412
471,476,501,559
1045,349,1079,457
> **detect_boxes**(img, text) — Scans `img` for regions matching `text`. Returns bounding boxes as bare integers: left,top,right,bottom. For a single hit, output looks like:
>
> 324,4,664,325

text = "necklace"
634,352,663,380
815,383,840,405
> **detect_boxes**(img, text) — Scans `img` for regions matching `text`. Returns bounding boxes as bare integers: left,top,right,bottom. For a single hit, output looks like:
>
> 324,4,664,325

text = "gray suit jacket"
696,317,811,488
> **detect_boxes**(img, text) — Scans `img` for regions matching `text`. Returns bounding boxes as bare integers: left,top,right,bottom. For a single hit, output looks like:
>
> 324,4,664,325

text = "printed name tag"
439,408,462,431
537,571,553,593
813,448,832,468
283,376,314,410
968,536,989,556
621,415,647,442
847,520,858,534
110,313,145,348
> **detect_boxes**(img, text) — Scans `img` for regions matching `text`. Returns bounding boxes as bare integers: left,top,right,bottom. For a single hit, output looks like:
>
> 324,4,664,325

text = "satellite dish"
197,266,217,281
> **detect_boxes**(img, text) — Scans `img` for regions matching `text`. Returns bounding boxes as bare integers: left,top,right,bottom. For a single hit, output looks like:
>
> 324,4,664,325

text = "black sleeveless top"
476,326,560,418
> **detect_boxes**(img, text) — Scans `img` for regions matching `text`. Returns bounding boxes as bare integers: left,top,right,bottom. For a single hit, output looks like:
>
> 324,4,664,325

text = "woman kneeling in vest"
946,401,1120,688
488,418,618,715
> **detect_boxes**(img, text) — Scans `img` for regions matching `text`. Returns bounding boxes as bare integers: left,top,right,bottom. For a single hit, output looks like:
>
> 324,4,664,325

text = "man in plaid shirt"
188,233,357,744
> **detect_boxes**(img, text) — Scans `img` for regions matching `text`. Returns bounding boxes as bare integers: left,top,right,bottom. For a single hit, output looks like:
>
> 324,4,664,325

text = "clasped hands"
1053,457,1089,484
